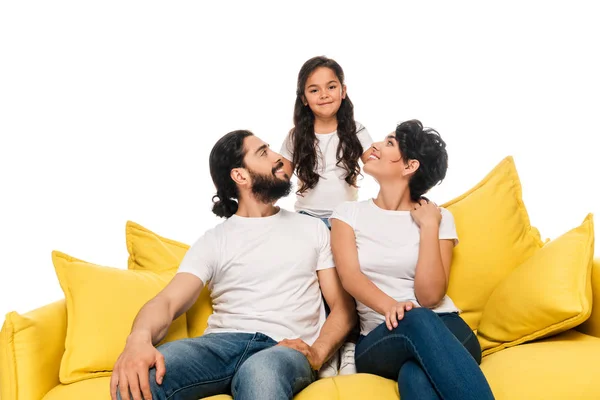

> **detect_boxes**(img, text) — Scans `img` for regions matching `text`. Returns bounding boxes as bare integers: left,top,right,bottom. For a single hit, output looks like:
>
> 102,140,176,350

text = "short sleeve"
330,201,358,230
279,131,294,161
356,122,374,153
316,221,334,271
176,231,218,284
439,208,459,246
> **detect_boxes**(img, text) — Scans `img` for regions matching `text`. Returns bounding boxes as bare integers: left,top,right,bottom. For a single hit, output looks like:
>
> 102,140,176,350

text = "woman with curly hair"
330,120,494,399
279,55,373,377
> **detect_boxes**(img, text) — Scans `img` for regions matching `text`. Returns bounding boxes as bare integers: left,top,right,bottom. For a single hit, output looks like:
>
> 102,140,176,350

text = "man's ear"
402,159,420,177
230,168,249,186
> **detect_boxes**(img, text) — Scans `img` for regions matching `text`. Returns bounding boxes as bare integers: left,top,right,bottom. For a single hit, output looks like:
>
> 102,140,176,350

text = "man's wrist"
127,329,152,345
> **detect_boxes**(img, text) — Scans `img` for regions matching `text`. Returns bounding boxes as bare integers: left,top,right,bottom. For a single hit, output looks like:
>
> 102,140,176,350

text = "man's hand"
277,338,325,371
110,332,166,400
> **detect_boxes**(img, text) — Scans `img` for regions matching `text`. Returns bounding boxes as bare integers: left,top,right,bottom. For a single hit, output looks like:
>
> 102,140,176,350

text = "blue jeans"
356,308,494,400
298,210,330,229
117,332,316,400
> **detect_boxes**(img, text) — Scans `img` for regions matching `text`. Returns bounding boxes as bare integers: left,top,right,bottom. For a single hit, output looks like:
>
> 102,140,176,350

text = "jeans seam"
356,333,447,400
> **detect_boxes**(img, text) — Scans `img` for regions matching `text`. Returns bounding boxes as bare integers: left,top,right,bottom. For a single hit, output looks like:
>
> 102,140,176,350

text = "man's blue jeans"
356,308,494,400
117,332,316,400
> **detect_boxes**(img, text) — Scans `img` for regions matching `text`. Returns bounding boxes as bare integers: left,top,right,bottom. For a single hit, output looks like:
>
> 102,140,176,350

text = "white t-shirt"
177,208,334,345
279,122,373,218
330,199,460,336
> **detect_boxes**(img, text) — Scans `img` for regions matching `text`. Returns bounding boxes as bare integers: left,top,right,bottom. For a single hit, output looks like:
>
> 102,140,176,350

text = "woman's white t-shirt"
279,122,373,218
330,199,460,336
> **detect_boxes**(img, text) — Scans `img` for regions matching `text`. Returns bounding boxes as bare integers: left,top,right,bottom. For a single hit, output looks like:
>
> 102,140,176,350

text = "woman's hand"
384,301,415,330
411,197,441,229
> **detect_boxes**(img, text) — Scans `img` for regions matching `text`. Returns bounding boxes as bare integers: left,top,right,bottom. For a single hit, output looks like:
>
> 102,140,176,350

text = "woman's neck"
373,181,415,211
314,116,338,134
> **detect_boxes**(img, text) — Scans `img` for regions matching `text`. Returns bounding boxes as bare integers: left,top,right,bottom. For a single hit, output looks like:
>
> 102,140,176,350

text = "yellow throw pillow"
477,214,594,356
441,156,545,329
52,251,188,384
126,221,213,338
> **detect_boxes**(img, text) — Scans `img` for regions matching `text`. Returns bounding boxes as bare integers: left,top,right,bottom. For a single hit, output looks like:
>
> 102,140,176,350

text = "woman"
330,120,494,399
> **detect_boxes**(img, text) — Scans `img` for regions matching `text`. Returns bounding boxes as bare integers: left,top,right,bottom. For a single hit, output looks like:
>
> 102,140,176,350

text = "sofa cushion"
52,251,188,384
480,330,600,399
126,221,213,338
0,300,66,400
477,214,594,355
42,377,231,400
441,156,544,329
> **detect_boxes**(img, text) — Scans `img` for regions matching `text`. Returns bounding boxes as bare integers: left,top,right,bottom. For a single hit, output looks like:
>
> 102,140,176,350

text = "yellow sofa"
1,258,600,400
2,157,600,399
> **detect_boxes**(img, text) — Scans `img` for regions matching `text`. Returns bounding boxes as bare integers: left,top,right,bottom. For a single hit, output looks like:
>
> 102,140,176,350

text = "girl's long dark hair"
291,56,364,195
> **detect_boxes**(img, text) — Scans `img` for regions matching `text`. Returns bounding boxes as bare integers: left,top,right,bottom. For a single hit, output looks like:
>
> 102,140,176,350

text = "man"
111,130,356,400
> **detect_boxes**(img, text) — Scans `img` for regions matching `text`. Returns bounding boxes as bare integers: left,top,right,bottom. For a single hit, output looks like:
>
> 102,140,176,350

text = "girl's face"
303,67,346,120
364,133,418,181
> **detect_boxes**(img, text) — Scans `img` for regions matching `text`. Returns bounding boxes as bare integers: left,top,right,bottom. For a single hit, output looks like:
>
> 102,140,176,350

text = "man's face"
242,135,292,203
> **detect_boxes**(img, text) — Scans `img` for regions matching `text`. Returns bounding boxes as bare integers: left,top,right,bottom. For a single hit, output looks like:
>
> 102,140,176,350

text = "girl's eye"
310,89,318,93
329,85,337,90
387,141,393,146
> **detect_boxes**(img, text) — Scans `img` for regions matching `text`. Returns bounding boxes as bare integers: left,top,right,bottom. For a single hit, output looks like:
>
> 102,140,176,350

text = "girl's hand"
384,301,415,330
410,197,442,229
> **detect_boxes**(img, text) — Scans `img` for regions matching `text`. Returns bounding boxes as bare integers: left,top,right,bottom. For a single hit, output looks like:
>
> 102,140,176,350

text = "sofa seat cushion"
480,329,600,399
42,377,231,400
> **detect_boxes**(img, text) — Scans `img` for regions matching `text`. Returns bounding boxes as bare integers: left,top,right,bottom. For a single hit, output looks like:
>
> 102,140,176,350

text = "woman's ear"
403,159,420,177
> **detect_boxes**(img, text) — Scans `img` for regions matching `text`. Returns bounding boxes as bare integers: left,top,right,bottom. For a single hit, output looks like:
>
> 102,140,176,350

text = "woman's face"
363,133,414,180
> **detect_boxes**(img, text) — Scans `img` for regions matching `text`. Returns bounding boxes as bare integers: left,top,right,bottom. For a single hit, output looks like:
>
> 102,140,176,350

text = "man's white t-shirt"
330,199,460,336
279,122,373,218
177,208,334,345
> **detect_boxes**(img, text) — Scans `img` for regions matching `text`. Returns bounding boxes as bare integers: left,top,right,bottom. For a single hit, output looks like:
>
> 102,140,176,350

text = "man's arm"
110,273,204,400
129,272,204,345
311,267,357,366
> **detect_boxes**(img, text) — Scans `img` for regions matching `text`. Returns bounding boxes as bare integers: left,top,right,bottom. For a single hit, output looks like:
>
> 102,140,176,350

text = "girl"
330,120,494,399
279,56,373,377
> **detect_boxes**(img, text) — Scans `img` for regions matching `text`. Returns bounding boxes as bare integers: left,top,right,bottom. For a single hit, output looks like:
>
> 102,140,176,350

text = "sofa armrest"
577,258,600,338
0,300,67,400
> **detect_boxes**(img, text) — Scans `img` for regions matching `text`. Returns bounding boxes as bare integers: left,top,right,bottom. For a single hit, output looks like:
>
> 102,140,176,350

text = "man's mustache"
272,161,284,175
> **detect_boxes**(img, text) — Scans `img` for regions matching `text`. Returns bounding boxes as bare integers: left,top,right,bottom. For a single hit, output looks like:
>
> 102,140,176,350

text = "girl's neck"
314,116,338,134
373,181,415,211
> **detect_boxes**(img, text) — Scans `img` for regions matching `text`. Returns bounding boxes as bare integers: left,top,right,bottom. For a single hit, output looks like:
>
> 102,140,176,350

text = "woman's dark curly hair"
209,130,254,218
395,120,448,202
290,56,364,195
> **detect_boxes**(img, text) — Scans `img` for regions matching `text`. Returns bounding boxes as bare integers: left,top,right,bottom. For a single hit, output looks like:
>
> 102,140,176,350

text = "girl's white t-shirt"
330,199,461,336
279,122,373,218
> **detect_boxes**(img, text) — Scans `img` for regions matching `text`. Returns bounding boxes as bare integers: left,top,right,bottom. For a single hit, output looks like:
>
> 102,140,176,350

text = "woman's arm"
330,218,396,315
411,200,455,308
414,230,454,308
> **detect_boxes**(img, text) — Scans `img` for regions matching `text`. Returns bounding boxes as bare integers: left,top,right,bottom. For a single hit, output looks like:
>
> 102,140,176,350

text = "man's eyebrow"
255,144,269,155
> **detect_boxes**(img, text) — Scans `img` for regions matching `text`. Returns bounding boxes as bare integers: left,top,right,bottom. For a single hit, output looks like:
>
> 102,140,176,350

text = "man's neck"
235,200,279,218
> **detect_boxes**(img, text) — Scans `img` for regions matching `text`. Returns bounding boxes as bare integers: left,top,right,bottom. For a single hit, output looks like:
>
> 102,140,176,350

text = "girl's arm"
330,218,396,315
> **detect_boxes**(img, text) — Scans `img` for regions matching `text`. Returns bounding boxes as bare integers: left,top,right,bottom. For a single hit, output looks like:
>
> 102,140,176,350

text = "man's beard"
248,162,292,204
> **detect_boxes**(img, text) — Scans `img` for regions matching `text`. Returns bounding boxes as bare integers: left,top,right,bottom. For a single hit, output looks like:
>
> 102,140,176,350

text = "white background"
1,1,599,318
